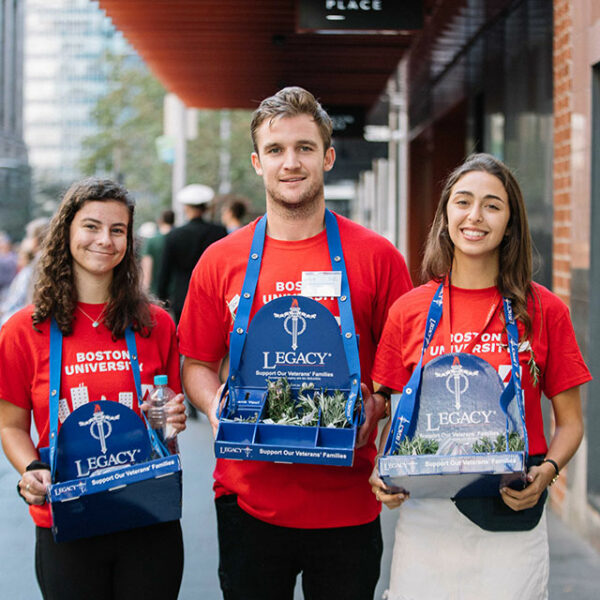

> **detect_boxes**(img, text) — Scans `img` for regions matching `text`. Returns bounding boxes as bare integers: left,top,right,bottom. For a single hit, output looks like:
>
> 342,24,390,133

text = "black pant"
35,521,183,600
216,495,383,600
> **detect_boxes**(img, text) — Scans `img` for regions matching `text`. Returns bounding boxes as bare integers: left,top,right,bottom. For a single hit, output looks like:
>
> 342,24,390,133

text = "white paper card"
301,271,342,297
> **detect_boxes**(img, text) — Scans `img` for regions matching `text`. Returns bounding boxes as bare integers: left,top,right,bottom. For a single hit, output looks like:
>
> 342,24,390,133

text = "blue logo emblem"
435,355,479,410
274,298,317,350
237,296,351,390
55,400,152,482
78,404,120,454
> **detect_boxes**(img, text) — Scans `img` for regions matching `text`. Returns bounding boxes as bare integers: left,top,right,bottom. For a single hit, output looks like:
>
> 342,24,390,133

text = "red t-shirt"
0,303,181,527
178,213,413,528
372,281,592,455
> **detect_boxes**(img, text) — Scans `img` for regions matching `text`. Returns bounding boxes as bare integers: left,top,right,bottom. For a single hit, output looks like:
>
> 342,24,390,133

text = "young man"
178,87,413,600
157,184,226,324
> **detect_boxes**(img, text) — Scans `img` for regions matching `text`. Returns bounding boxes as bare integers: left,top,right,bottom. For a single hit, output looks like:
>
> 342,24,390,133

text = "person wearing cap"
157,184,226,324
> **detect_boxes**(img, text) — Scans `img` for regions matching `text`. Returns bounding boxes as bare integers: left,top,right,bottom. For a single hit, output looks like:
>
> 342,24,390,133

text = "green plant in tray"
393,435,439,456
472,432,525,453
264,377,295,423
262,378,350,427
317,389,350,428
296,382,319,426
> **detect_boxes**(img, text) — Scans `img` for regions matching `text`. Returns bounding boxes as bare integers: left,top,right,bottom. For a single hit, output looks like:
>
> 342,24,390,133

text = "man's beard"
266,178,323,220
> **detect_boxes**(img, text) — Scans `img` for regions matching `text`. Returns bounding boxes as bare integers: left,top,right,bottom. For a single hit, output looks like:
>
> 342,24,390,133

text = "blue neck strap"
225,209,363,426
48,319,168,478
384,282,528,455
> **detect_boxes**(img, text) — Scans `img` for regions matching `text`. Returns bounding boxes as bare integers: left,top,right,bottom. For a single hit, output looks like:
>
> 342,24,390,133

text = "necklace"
77,304,108,328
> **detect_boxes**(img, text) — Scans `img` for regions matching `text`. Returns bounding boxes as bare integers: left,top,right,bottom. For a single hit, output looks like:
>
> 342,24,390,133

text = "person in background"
0,178,186,600
370,153,591,600
219,195,249,233
0,231,18,302
0,218,49,328
157,185,226,324
141,209,175,295
178,87,413,600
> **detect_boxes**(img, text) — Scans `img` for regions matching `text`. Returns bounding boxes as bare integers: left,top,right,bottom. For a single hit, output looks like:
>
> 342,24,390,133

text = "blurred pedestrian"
370,154,591,600
157,184,226,324
0,177,186,600
219,194,249,233
141,209,175,294
0,231,17,302
0,218,49,328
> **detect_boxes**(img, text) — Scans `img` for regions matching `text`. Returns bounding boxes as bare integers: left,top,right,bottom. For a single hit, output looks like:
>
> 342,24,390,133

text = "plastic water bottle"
148,375,177,452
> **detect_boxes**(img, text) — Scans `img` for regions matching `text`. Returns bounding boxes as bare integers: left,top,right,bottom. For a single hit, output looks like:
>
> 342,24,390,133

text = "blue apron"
378,281,529,500
45,320,181,542
214,210,364,466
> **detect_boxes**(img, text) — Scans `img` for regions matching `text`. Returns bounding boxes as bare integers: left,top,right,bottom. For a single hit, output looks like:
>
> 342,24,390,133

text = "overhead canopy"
98,0,434,111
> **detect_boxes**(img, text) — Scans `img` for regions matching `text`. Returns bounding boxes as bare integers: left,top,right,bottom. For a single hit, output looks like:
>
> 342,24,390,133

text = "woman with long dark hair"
0,178,186,600
370,154,591,599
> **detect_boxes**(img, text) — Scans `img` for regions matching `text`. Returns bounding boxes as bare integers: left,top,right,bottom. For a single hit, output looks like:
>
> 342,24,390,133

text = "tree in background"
80,53,264,224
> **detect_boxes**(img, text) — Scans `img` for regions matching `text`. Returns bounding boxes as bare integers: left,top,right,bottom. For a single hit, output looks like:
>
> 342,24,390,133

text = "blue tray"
379,451,526,498
215,387,357,466
49,455,182,542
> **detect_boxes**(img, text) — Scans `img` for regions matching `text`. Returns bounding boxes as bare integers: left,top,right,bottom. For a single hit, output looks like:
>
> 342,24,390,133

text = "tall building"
0,0,30,240
24,0,129,208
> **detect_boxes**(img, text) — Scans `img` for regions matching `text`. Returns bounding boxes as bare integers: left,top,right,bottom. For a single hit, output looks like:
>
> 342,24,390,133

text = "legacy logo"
274,298,317,350
78,403,120,454
74,403,139,478
435,356,478,410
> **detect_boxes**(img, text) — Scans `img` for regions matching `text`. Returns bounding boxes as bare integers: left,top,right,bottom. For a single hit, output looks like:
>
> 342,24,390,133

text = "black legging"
35,521,183,600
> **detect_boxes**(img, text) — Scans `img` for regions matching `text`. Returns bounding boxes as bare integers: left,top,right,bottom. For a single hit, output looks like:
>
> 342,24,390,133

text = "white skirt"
383,499,549,600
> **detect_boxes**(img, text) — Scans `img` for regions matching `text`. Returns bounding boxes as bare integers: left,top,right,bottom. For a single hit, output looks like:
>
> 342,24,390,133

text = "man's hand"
208,384,226,437
356,383,387,448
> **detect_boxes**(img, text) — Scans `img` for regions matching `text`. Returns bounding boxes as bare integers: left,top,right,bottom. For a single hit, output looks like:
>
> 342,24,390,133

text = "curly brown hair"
421,153,535,338
32,178,153,338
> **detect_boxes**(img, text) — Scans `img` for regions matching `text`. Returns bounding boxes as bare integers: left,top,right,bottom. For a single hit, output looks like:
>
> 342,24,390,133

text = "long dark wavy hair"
421,153,534,338
32,178,153,337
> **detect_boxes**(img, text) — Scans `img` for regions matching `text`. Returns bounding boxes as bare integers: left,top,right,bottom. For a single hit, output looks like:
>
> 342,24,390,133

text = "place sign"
297,0,424,32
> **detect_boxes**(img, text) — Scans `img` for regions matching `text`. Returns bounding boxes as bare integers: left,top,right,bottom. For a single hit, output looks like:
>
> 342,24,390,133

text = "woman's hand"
501,385,584,511
499,462,555,511
18,468,51,506
369,467,409,510
164,393,187,435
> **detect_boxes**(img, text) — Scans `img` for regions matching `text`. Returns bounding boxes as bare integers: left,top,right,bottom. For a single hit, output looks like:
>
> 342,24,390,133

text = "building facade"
24,0,128,208
355,0,599,547
0,0,30,240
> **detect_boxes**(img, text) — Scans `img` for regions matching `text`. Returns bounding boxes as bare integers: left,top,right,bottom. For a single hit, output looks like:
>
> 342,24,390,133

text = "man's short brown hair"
250,87,333,154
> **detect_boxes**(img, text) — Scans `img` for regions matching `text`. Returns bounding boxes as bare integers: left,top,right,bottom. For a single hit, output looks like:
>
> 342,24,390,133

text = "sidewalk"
2,417,600,599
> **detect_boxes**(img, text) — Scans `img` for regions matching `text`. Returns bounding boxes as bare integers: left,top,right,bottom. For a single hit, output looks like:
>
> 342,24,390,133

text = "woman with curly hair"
369,154,591,599
0,178,186,600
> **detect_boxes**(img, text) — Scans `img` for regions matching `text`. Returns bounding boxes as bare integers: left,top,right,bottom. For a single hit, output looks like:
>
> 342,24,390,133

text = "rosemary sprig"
265,377,295,423
296,383,319,426
472,432,525,453
231,414,258,423
393,436,439,456
262,378,351,428
528,348,540,387
471,437,495,453
317,389,350,428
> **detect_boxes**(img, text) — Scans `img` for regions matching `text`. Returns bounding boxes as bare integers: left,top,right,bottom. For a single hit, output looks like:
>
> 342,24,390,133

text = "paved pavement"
2,417,600,599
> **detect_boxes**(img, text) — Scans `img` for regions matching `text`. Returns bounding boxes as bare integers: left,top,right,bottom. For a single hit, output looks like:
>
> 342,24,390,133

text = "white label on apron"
301,271,342,298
